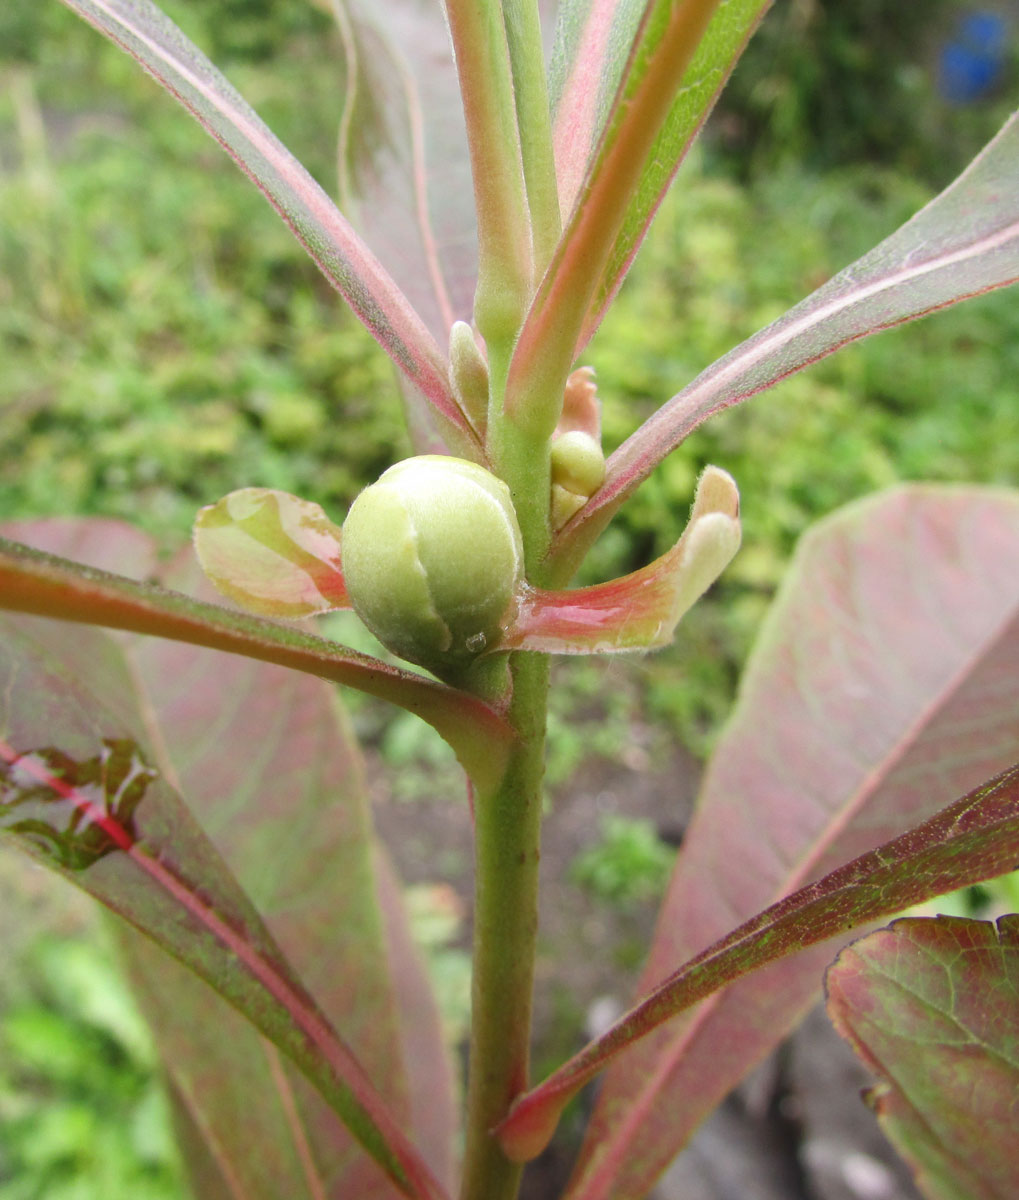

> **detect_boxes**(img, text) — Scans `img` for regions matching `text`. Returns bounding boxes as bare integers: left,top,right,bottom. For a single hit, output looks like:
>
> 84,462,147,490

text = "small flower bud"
550,431,606,498
550,484,587,531
448,321,489,435
341,456,523,678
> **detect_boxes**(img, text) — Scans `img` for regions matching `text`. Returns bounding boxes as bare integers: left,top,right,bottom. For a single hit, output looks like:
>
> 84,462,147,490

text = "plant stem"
459,650,550,1200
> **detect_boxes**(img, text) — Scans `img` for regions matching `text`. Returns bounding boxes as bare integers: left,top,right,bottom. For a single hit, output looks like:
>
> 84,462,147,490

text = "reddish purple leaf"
497,762,1019,1163
193,488,349,618
827,916,1019,1200
554,485,1019,1196
0,616,446,1198
57,0,478,456
503,466,739,653
7,519,458,1196
555,112,1019,574
332,0,477,341
0,533,513,791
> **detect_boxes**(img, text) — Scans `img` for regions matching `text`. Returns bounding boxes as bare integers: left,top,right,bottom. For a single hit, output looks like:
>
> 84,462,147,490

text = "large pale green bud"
341,456,524,677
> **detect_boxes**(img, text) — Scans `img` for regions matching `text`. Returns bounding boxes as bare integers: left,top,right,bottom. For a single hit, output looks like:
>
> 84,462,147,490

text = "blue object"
938,10,1008,103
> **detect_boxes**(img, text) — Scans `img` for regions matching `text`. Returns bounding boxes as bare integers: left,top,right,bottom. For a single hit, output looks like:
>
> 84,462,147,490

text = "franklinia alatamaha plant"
2,2,1019,1199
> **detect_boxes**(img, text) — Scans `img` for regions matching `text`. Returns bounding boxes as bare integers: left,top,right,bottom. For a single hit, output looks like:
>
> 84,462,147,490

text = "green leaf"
504,465,739,652
827,916,1019,1200
550,0,771,341
193,488,349,618
507,0,769,436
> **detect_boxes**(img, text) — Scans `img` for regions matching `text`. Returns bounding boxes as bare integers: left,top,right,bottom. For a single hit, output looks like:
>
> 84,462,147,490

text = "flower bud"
341,456,523,677
550,431,605,498
448,320,489,435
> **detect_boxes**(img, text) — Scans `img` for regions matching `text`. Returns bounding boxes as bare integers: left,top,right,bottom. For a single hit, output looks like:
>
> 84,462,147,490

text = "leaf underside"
0,519,453,1200
524,485,1019,1195
557,110,1019,574
827,915,1019,1200
498,759,1019,1165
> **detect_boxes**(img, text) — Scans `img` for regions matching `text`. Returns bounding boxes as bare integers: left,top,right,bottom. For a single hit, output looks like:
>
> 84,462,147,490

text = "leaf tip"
493,1092,568,1164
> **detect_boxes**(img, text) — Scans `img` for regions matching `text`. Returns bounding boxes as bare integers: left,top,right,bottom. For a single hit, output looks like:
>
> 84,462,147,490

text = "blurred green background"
1,1,1017,1195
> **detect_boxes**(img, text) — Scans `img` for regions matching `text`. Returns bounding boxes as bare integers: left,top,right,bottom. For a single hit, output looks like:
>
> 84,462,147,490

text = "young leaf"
0,533,513,791
502,466,739,653
58,0,477,453
549,0,770,336
827,916,1019,1200
497,762,1019,1165
506,0,770,437
444,0,534,341
556,111,1019,572
552,485,1019,1195
331,0,477,340
193,488,349,618
0,618,447,1199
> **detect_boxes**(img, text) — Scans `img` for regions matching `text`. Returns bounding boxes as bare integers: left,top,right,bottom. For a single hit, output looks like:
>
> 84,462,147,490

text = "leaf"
550,0,771,338
820,912,1017,1195
498,763,1019,1165
502,465,739,653
443,0,534,340
58,0,476,453
0,617,447,1199
115,559,454,1197
506,0,770,436
193,488,349,618
826,915,1019,1200
556,111,1019,573
832,917,1019,1199
8,518,457,1195
0,532,513,791
373,854,460,1191
332,0,477,341
552,485,1019,1196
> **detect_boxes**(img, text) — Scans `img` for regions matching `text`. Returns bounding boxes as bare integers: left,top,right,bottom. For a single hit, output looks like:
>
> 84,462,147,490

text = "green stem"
459,650,550,1200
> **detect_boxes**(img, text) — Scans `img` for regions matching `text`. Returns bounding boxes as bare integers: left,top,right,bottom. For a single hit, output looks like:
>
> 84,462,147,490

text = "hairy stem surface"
459,650,550,1200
